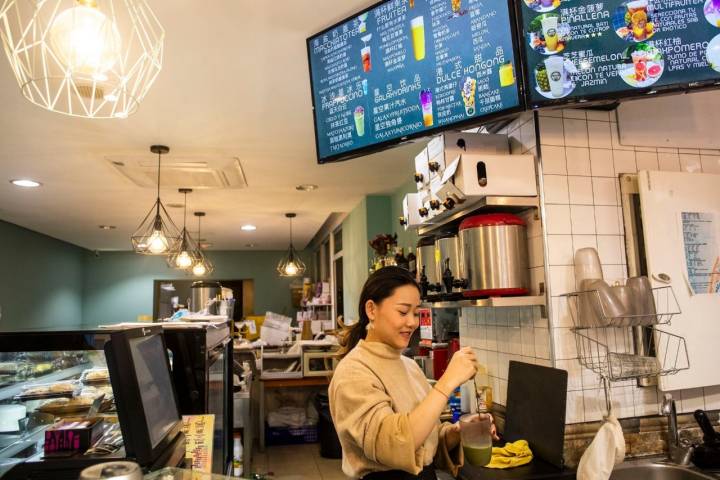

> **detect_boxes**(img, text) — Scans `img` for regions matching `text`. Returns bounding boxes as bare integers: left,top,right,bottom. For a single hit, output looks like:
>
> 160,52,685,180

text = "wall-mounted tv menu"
307,0,523,163
519,0,720,107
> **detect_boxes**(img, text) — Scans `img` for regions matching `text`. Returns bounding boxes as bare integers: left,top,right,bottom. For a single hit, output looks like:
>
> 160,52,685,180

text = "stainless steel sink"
611,462,717,480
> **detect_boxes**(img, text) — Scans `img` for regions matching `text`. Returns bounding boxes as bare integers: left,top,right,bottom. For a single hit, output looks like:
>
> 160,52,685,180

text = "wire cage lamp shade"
191,211,214,277
131,145,181,255
0,0,164,118
277,213,306,277
167,189,202,270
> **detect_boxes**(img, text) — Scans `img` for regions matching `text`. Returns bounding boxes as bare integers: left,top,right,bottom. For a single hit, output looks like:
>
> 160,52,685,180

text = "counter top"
458,458,575,480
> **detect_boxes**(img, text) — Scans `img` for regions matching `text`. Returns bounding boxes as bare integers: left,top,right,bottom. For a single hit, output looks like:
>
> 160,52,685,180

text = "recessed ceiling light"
296,184,318,192
10,179,42,188
241,224,257,231
98,225,116,230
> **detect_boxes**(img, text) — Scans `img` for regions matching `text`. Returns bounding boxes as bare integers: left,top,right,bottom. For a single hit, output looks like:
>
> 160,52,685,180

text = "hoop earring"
366,322,373,331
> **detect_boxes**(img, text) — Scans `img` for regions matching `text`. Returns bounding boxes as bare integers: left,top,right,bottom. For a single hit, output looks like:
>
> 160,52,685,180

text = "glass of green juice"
459,413,493,466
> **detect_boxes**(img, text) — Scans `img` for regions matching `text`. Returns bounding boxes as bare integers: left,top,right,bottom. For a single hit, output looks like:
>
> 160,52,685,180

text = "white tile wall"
538,109,720,424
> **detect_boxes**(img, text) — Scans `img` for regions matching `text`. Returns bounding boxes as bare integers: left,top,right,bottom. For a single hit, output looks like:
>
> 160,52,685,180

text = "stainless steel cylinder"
459,214,529,297
191,281,222,313
80,462,143,480
434,234,465,293
416,237,440,290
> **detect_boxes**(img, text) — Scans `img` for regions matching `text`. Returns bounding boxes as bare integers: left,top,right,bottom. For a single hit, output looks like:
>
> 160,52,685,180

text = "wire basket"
573,325,689,381
563,285,680,329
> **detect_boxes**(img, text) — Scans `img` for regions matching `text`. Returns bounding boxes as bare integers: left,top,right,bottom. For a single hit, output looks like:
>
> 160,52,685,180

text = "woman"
329,266,484,479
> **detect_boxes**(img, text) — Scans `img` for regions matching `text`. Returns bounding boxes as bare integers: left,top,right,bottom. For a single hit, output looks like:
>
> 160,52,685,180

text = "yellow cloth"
329,340,463,479
485,440,533,469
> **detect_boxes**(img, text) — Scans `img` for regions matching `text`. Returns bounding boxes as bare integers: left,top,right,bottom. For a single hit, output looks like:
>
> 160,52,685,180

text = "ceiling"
0,0,422,251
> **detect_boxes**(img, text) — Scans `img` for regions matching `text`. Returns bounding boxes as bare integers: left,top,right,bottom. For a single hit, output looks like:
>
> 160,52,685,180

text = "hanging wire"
191,212,214,277
167,189,201,269
277,212,306,277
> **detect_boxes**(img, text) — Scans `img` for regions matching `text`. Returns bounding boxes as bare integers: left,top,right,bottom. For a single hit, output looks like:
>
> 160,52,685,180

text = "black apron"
362,464,437,480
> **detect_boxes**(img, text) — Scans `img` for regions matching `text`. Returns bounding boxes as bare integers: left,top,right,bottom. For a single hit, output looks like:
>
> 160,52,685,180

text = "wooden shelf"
417,195,539,237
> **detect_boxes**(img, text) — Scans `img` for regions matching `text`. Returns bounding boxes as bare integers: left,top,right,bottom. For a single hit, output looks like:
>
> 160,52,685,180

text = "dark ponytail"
338,266,420,358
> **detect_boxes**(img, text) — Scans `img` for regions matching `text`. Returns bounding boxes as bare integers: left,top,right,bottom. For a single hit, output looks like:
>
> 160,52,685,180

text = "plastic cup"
574,247,603,284
541,16,559,52
460,414,493,466
420,89,434,127
354,106,365,137
411,17,426,61
361,46,372,72
544,56,565,97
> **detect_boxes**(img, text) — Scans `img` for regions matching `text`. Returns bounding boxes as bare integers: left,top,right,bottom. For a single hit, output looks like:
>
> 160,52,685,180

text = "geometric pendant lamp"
191,211,214,277
0,0,164,119
276,212,306,277
167,188,201,270
131,145,181,255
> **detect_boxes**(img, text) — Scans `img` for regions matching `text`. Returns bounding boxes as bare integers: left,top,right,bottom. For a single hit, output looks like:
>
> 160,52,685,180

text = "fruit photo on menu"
534,57,577,99
706,34,720,72
528,13,570,55
704,0,720,27
617,43,664,88
523,0,561,13
613,0,655,42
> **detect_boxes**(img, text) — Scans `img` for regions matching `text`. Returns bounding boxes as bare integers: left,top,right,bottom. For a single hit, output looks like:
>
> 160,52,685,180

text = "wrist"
435,377,454,397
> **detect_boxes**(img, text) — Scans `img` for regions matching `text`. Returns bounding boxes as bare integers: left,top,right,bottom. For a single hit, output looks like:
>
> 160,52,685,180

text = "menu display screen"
519,0,720,106
307,0,523,163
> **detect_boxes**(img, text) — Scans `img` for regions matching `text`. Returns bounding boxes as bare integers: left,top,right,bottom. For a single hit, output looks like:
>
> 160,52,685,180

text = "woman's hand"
437,347,477,394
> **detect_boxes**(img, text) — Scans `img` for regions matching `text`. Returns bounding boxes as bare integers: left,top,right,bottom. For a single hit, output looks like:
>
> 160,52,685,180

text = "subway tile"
544,175,570,204
528,235,545,269
552,295,574,328
634,146,657,153
597,235,623,265
510,137,523,155
572,234,598,253
521,119,537,152
497,379,508,406
679,148,701,154
610,123,634,150
584,109,610,122
613,150,637,175
602,264,627,284
566,390,586,424
557,359,583,391
595,205,621,235
592,177,618,206
534,313,549,329
534,328,551,359
547,234,574,266
658,152,681,171
529,267,546,296
612,386,637,419
521,324,536,357
610,109,619,123
701,155,720,174
568,176,594,205
566,147,592,176
588,120,612,149
541,145,567,174
507,308,521,327
497,327,510,353
539,117,565,146
486,325,498,351
634,386,660,417
679,388,706,413
549,265,576,296
635,151,659,171
554,327,578,360
539,108,564,118
486,350,499,377
498,353,510,379
495,309,509,328
582,366,602,390
476,326,487,349
563,108,587,119
680,154,702,173
545,204,572,234
476,348,488,368
583,388,606,422
509,327,522,355
657,147,679,153
563,118,589,147
704,385,720,411
699,148,720,155
526,212,543,238
570,205,597,235
590,148,615,177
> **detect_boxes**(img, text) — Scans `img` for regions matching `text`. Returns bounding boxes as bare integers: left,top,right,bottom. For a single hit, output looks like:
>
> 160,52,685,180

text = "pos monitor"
105,326,183,466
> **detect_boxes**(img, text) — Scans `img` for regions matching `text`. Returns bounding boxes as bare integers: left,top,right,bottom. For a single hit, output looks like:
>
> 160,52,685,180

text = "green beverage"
354,106,365,137
463,445,492,466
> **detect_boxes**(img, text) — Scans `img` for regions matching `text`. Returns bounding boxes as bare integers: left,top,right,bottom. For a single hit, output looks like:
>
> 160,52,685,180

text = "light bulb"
175,251,193,268
147,230,168,254
49,3,122,77
284,262,299,276
193,263,207,276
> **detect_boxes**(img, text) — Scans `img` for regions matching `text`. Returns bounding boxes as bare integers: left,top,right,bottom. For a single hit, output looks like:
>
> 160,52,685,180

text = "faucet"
661,393,694,466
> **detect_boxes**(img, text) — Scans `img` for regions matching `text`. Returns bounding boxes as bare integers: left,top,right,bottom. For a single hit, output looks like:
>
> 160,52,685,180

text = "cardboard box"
44,417,105,455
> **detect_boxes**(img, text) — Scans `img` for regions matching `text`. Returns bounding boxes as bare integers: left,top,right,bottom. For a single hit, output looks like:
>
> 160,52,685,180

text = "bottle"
407,248,417,277
449,387,462,422
232,433,243,476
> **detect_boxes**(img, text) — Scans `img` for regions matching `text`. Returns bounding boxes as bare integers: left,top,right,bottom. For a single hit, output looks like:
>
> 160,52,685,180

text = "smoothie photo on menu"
420,89,433,126
618,43,664,87
528,13,569,55
534,58,576,98
460,77,477,116
361,34,372,73
411,16,426,61
613,0,655,42
354,106,365,136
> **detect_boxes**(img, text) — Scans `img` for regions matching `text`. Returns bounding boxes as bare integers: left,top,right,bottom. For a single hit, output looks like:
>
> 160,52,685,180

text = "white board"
618,90,720,149
638,171,720,391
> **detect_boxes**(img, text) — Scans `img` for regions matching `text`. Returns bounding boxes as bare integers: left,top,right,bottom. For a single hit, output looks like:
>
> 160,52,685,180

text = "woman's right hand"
439,347,478,391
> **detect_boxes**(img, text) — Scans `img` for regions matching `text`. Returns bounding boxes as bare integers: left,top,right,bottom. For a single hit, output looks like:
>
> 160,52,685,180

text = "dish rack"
562,285,689,382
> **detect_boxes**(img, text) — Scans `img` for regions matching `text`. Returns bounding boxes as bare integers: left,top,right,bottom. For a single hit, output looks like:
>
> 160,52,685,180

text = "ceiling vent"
106,155,248,189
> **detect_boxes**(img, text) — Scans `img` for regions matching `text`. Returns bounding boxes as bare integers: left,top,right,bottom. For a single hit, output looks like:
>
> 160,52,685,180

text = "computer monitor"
105,327,183,465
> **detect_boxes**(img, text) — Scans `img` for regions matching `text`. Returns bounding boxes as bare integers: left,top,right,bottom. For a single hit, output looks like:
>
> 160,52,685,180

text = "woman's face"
365,284,422,350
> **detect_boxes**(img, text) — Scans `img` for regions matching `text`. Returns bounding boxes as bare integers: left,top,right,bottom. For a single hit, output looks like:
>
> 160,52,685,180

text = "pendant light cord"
155,151,161,216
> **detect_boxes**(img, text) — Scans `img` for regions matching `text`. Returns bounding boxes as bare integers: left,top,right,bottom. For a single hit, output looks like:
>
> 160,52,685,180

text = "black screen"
128,334,179,449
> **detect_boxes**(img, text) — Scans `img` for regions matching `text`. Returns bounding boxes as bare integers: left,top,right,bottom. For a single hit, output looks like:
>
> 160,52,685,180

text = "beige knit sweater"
329,340,463,479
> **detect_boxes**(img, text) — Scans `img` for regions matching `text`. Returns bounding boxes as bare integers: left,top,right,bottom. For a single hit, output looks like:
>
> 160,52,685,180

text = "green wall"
391,177,420,252
82,250,309,326
341,198,369,324
0,220,86,330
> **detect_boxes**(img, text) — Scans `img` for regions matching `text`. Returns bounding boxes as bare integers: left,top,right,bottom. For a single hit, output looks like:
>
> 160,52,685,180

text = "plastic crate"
265,424,318,446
